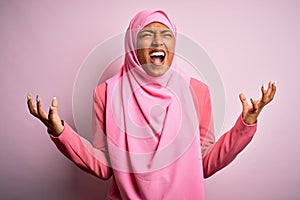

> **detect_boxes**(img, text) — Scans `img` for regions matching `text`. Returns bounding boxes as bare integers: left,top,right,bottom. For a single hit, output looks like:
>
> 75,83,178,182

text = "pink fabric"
190,79,257,178
104,10,205,199
123,9,177,71
50,79,257,199
49,9,258,200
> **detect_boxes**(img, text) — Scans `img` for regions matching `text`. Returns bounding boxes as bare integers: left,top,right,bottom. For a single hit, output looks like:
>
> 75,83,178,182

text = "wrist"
48,120,65,137
243,116,257,125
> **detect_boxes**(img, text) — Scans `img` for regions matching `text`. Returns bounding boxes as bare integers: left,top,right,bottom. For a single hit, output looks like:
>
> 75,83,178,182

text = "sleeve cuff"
235,114,257,137
47,120,65,138
239,114,257,127
49,120,71,142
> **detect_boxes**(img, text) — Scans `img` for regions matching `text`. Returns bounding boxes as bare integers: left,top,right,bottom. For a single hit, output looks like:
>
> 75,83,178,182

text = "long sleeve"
202,114,256,178
190,78,257,178
50,82,112,180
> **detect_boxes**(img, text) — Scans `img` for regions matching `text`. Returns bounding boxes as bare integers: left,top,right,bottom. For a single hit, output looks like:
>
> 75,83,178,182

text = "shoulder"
95,81,107,93
190,77,209,95
94,70,123,106
94,82,107,106
190,78,211,113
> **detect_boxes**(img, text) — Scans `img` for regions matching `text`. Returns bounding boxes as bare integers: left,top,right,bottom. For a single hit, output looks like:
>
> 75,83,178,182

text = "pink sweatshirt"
50,78,257,199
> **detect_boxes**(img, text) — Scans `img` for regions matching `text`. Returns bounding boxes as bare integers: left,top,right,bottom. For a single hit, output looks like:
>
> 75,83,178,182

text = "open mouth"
149,50,166,65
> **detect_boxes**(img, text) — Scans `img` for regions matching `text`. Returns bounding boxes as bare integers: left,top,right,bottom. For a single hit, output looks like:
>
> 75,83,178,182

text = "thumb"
50,97,58,114
49,97,64,136
239,93,248,107
52,96,58,108
49,97,61,123
239,93,249,118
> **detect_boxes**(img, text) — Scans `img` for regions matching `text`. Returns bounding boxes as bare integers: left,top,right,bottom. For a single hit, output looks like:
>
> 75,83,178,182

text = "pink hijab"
105,9,205,199
123,10,177,75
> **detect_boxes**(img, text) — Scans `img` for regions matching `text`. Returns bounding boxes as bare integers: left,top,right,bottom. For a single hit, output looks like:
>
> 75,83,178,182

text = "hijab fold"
104,9,205,199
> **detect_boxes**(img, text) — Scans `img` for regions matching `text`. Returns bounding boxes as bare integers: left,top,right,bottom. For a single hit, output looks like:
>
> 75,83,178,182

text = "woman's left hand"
239,81,276,125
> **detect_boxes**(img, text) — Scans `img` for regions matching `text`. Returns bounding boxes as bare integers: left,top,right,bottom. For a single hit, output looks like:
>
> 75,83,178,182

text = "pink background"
1,0,299,199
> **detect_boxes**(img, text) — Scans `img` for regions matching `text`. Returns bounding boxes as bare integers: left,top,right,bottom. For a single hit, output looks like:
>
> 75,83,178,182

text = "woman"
27,10,276,199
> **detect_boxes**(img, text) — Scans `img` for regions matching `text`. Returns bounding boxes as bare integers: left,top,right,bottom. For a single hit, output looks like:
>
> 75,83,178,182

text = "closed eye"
139,30,155,38
161,30,173,38
141,33,153,38
163,33,173,37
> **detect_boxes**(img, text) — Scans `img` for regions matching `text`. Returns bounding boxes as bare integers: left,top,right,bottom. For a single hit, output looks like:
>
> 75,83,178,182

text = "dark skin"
136,22,175,77
27,95,64,136
27,22,277,136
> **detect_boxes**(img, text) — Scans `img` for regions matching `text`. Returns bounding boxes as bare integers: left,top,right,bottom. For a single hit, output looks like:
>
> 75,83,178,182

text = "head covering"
123,9,177,74
104,10,204,199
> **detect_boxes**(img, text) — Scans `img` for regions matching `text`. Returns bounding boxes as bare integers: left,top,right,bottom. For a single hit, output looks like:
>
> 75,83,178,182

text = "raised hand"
239,81,276,125
27,93,64,136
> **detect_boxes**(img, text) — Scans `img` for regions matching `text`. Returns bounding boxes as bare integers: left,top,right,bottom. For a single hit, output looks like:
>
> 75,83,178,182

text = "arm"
201,114,257,178
50,121,112,180
27,83,112,180
190,79,276,178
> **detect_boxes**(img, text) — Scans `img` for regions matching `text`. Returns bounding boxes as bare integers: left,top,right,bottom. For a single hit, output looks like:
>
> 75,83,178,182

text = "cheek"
167,52,175,64
137,49,149,64
166,41,175,63
164,39,176,52
137,38,152,50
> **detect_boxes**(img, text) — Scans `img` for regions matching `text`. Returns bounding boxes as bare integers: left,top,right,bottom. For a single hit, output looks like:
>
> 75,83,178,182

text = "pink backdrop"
1,0,299,199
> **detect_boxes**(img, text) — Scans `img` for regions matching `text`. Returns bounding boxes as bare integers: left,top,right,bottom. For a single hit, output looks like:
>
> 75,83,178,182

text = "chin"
142,63,170,77
148,69,169,77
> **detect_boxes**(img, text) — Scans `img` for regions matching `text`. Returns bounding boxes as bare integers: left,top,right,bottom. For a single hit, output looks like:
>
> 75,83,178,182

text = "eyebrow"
139,29,173,35
160,30,173,34
140,30,155,34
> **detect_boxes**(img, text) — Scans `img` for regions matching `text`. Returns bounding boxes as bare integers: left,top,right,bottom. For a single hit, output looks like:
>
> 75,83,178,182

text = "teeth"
150,51,165,57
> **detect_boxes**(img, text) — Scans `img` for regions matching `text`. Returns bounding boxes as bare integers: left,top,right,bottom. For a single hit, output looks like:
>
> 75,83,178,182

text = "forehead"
141,22,170,31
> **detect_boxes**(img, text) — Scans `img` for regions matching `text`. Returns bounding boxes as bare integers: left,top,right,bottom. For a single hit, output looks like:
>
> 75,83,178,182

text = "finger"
239,93,247,104
262,81,276,104
52,97,58,108
250,98,259,111
27,93,38,117
48,97,64,135
36,96,49,121
269,81,277,100
260,84,266,103
239,93,250,109
265,81,273,97
261,84,267,96
49,97,58,114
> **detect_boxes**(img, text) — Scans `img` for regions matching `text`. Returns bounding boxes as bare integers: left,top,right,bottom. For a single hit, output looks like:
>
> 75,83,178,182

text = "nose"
151,35,163,47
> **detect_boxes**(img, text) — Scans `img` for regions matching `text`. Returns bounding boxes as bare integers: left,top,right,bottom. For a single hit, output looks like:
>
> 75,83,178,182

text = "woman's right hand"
27,93,64,137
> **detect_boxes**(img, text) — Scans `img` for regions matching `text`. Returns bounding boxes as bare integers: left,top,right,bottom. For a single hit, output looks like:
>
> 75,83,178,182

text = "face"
136,22,176,77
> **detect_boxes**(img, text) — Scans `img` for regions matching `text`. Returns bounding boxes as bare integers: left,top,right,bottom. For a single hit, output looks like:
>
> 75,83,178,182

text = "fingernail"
27,94,31,100
53,97,57,100
36,95,39,103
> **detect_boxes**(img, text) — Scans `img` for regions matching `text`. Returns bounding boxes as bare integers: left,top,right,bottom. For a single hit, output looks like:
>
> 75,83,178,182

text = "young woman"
27,10,276,199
